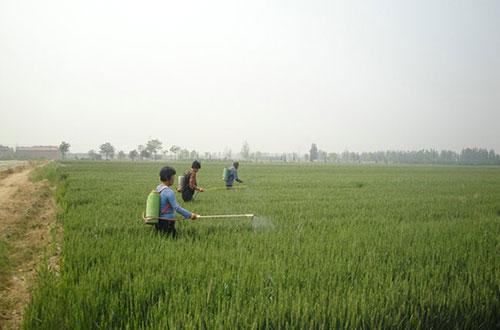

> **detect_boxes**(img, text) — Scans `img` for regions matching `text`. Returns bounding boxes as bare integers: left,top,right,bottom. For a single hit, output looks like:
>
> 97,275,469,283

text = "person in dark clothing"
226,161,243,188
181,160,205,202
156,166,199,236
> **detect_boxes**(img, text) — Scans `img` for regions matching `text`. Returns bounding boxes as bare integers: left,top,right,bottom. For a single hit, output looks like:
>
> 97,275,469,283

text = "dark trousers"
155,220,177,237
182,188,195,202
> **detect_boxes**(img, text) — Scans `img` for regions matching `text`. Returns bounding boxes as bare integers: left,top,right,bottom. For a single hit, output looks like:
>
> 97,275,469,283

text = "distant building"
0,145,13,157
15,146,59,159
66,153,90,160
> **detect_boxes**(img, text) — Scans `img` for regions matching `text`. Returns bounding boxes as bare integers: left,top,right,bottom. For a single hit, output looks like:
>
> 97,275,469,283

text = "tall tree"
137,145,148,159
146,139,163,160
224,147,232,160
178,149,189,160
128,150,138,161
88,149,100,160
318,150,327,162
309,143,318,162
169,145,181,160
241,141,250,160
140,149,151,160
328,153,338,162
58,141,71,159
99,142,115,160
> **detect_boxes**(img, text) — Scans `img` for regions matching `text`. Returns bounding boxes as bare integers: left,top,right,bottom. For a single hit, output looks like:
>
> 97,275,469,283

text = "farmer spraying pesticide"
154,166,199,236
143,165,253,233
179,160,205,202
224,161,244,188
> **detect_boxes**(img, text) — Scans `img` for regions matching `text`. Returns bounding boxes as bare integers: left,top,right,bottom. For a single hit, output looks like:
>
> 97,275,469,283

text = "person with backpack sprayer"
224,161,243,188
179,160,205,202
156,166,199,236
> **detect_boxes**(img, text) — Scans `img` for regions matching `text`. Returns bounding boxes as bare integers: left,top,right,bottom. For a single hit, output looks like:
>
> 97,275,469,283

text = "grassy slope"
24,162,500,329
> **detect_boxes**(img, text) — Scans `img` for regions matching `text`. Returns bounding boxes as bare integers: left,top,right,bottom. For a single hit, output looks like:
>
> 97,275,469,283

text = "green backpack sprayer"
222,167,230,181
142,188,254,225
142,188,167,224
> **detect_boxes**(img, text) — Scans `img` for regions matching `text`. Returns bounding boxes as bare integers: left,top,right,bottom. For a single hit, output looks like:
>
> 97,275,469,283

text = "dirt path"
0,162,27,172
0,163,59,330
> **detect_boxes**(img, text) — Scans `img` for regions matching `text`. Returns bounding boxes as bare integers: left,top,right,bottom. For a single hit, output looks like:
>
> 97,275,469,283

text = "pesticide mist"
252,216,276,232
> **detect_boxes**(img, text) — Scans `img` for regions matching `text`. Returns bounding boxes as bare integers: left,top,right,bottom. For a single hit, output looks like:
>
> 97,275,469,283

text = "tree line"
308,144,500,165
2,141,499,166
80,139,200,161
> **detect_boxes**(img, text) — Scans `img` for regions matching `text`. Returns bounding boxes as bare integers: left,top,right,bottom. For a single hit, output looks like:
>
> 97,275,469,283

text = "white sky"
1,0,499,154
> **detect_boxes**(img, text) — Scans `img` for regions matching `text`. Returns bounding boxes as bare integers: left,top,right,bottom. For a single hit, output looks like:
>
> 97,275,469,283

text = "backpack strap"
182,171,191,190
159,186,170,214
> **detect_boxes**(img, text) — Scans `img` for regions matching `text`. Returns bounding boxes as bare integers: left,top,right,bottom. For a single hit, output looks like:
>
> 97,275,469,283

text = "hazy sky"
1,0,499,154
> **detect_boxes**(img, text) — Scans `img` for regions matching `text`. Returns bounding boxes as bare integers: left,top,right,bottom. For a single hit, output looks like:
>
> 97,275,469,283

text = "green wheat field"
25,162,500,329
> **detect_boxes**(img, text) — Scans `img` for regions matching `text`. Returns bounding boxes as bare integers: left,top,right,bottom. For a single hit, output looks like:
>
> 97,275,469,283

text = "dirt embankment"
0,163,60,329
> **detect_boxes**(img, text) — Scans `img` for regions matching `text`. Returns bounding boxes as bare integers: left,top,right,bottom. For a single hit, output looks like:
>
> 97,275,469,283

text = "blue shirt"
225,166,239,186
156,184,191,220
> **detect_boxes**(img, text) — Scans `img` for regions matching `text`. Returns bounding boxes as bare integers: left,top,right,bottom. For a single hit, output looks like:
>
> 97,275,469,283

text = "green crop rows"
24,162,500,329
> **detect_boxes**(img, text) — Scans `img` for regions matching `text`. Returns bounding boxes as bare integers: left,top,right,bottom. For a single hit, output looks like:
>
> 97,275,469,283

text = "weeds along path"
0,162,59,329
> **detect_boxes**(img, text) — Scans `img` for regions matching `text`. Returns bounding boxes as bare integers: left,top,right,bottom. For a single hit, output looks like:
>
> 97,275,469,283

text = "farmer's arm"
234,169,243,183
166,190,192,219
